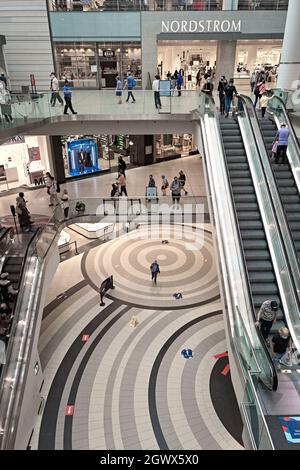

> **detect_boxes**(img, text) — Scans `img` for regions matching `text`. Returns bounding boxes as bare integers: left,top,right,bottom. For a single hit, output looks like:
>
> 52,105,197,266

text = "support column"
277,0,300,91
141,33,157,89
215,40,237,87
222,0,238,10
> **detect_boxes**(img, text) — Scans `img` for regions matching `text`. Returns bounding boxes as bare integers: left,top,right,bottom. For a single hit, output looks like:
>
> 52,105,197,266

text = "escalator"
259,118,300,255
2,257,24,291
220,117,285,334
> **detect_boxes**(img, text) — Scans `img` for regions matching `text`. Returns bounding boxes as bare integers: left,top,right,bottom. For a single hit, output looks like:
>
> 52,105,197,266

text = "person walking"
217,76,227,115
255,300,279,346
224,78,238,118
50,72,63,106
196,69,202,87
171,176,181,204
177,72,183,97
250,71,256,93
63,79,77,115
117,172,127,196
179,170,188,195
16,194,32,232
150,260,160,285
61,188,69,219
202,76,213,97
260,92,271,119
148,174,156,187
0,81,13,123
48,175,60,206
152,75,162,109
275,123,290,164
272,327,291,370
0,73,7,88
125,72,136,103
253,80,266,108
161,175,169,196
118,156,127,176
116,75,123,104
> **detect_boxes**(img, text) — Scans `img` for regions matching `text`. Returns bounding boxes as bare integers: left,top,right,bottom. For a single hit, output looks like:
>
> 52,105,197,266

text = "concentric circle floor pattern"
33,224,244,450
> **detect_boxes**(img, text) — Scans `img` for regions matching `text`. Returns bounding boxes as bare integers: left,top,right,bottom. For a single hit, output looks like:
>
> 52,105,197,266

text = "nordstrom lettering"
161,19,242,33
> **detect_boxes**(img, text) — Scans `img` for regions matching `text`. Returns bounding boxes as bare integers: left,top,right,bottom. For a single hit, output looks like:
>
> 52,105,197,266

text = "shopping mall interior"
1,0,300,457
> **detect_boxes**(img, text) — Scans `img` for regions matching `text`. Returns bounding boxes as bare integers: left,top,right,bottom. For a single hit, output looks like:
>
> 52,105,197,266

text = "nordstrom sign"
161,19,242,33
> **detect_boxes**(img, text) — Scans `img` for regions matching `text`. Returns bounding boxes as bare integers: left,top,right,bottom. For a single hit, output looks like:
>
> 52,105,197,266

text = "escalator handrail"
270,95,300,155
200,93,278,391
239,94,300,352
241,94,300,292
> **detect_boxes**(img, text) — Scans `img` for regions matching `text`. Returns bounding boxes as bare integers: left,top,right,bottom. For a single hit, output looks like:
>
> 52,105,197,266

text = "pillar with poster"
99,275,115,306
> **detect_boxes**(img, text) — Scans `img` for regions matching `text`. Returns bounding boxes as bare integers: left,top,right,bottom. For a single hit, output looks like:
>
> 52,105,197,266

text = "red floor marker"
65,405,74,416
214,352,228,360
82,334,90,342
221,364,230,376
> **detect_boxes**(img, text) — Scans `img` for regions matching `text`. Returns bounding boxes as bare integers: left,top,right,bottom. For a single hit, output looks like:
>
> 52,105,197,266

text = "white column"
222,0,238,10
215,40,237,86
277,0,300,91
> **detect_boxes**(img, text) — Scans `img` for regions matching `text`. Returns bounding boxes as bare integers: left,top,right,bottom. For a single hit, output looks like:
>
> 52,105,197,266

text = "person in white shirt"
50,72,63,107
152,75,161,109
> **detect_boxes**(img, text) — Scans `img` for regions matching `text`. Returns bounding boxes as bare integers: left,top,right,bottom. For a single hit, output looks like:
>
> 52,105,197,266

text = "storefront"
154,133,196,160
157,39,282,85
54,42,142,88
60,134,132,178
0,136,51,190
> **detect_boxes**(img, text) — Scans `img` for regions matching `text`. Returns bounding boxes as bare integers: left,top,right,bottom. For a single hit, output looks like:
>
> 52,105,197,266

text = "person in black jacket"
118,156,127,176
272,327,291,369
217,76,227,115
224,78,238,118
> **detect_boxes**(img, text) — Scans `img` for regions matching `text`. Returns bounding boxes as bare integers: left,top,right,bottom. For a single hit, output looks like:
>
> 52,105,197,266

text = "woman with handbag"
272,327,291,369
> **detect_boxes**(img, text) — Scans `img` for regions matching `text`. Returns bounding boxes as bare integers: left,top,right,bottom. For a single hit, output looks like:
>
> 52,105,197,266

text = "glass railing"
0,89,202,132
48,0,288,11
237,95,300,353
198,92,277,392
234,306,274,450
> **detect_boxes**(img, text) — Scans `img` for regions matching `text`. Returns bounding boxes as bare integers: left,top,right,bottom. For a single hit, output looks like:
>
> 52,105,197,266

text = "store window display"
67,139,99,177
155,133,196,161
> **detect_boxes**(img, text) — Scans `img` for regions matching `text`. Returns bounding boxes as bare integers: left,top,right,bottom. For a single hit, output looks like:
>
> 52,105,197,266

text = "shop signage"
103,49,115,58
3,136,25,145
161,19,242,34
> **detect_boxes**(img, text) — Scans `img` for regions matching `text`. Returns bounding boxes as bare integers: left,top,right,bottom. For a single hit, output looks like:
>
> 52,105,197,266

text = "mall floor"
2,156,243,450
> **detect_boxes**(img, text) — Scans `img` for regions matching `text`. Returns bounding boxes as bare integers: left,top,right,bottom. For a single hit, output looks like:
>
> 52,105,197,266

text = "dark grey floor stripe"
64,304,131,450
148,310,223,450
38,299,123,450
42,279,88,319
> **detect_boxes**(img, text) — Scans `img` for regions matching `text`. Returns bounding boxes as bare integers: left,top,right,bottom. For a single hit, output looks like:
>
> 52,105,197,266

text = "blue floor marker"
181,348,193,359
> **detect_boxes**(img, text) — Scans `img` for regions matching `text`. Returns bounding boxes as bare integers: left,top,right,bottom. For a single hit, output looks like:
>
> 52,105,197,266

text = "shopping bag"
272,141,278,154
280,350,292,367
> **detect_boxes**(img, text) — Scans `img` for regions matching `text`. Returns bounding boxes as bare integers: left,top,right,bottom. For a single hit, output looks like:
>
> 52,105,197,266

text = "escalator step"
272,164,290,172
291,231,300,241
232,186,255,194
225,149,247,156
237,212,261,221
240,230,265,240
277,179,295,186
245,250,270,260
230,171,251,179
290,221,300,230
281,196,300,204
224,142,245,150
239,220,263,230
279,188,298,195
223,136,243,143
228,163,249,171
273,171,293,179
251,283,278,295
285,204,300,212
247,260,273,271
236,202,259,210
234,194,257,203
287,213,300,221
242,240,268,250
249,271,276,283
227,157,247,164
